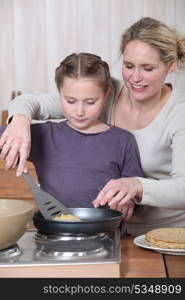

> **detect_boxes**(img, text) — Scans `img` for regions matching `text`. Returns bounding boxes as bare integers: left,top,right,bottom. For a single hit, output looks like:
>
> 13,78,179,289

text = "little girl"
0,53,143,221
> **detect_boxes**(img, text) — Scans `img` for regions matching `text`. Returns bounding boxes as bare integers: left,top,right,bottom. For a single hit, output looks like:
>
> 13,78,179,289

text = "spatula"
22,171,77,220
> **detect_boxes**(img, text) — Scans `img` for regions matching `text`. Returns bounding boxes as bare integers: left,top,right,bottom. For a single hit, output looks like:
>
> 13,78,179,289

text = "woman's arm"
0,93,63,176
137,127,185,210
8,77,120,121
94,104,185,211
8,93,62,121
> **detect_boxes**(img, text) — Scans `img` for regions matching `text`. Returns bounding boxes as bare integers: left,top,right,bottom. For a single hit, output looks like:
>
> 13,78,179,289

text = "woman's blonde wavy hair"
120,17,185,70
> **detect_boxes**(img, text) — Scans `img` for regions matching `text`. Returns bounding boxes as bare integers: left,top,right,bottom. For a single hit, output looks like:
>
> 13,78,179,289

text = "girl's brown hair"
55,53,113,92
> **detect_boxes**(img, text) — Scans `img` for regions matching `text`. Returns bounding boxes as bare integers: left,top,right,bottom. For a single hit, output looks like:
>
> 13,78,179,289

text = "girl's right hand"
0,114,31,176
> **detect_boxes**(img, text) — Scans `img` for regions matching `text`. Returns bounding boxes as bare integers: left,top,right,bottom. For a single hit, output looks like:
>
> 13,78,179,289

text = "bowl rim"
0,199,34,218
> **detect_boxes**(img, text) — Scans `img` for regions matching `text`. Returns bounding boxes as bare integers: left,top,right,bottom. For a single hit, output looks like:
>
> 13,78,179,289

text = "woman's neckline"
112,83,174,132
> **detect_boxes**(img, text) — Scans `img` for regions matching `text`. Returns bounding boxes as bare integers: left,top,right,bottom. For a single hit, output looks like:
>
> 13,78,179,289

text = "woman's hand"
0,114,31,176
119,200,135,221
93,177,143,219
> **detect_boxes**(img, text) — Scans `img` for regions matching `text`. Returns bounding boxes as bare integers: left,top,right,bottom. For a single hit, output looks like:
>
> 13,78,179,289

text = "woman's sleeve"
136,111,185,210
8,93,63,121
7,77,121,123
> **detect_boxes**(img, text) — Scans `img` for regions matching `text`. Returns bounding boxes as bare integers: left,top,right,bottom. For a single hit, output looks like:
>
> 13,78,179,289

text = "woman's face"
60,77,106,131
122,40,173,102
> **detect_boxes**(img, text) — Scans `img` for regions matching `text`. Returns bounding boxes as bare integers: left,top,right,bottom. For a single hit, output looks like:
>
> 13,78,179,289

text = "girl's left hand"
92,177,143,216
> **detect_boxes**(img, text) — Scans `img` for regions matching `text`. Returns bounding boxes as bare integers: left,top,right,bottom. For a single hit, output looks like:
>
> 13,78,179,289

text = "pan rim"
34,208,123,224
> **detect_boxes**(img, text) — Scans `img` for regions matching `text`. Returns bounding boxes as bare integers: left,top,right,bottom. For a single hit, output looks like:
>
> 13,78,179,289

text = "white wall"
0,0,185,113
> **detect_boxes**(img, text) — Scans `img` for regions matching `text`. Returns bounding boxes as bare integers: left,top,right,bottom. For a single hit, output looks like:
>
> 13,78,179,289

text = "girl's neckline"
63,120,114,136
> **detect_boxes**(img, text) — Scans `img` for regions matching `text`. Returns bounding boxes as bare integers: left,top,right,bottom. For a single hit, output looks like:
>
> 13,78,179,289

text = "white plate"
133,235,185,256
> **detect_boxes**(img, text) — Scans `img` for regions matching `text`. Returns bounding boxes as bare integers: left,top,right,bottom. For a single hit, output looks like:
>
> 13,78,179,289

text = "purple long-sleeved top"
20,121,143,207
0,121,143,207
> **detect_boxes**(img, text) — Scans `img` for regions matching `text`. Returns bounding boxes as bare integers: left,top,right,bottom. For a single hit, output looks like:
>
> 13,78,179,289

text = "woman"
1,17,185,236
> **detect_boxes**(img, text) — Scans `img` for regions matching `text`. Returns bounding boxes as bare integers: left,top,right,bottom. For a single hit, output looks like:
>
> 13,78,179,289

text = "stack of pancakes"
145,228,185,249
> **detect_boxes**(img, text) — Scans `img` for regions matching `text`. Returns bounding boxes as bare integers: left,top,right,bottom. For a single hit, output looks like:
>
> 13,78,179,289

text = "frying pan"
33,208,123,234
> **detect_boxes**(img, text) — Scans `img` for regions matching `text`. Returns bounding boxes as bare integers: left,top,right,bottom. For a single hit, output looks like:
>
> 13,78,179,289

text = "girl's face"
122,40,175,102
60,77,107,131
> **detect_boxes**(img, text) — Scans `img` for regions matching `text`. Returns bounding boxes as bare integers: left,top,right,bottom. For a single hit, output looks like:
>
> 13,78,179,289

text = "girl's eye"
87,101,95,105
66,99,75,104
124,65,133,69
144,67,154,72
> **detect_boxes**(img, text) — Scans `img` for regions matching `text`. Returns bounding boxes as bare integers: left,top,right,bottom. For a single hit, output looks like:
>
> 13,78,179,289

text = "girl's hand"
0,114,31,176
93,177,143,216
